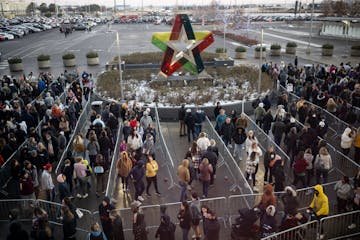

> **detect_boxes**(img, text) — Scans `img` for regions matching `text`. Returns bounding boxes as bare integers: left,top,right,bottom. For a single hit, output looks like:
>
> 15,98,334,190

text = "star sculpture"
151,14,214,77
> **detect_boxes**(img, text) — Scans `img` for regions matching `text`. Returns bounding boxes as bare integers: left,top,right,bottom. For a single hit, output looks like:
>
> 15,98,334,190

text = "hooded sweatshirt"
334,180,352,200
155,215,175,240
310,185,329,216
129,160,145,182
178,159,190,183
341,127,353,149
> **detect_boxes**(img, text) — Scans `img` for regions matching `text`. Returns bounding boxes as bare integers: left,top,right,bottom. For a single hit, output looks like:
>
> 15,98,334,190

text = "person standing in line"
94,154,106,197
178,159,191,202
184,109,196,143
61,206,77,240
263,146,275,184
87,130,100,168
99,196,115,240
314,147,332,184
245,152,258,190
178,201,192,240
203,210,220,240
254,103,266,128
220,117,234,147
129,160,146,202
73,157,89,199
190,192,202,240
232,127,247,161
334,176,353,213
132,201,148,240
87,222,108,240
57,174,71,202
40,163,55,202
292,151,309,188
213,102,221,119
179,104,187,137
215,109,226,134
294,56,298,68
341,127,354,156
308,184,329,240
199,158,213,198
155,214,176,240
304,148,314,187
116,151,133,193
110,211,125,240
145,154,160,196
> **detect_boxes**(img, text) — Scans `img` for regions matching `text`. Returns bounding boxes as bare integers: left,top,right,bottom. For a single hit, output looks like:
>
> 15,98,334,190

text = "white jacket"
197,137,210,151
341,127,353,149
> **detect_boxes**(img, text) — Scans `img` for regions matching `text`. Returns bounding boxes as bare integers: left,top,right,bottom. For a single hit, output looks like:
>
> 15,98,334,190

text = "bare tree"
332,0,348,16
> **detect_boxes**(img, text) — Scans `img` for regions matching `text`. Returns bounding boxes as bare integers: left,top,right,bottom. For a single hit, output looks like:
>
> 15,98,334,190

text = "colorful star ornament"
151,14,214,77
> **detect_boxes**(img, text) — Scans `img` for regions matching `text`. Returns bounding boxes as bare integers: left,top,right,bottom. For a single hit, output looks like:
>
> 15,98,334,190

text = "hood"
103,196,111,205
314,184,324,195
137,160,144,168
264,184,274,194
284,186,297,197
343,127,351,136
161,215,171,226
182,159,189,168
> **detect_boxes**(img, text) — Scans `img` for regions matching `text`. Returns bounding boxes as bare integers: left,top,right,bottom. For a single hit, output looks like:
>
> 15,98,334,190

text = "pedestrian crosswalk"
0,60,8,71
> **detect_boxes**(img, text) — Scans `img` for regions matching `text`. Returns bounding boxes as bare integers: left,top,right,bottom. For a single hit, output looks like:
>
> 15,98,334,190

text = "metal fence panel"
261,220,318,240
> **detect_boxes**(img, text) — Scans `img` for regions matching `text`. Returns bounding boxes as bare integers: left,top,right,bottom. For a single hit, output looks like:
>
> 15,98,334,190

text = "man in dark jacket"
107,113,119,142
204,210,220,240
110,211,125,240
178,104,186,136
271,119,285,146
263,146,276,183
220,117,234,147
232,127,247,161
213,102,221,119
99,196,115,240
155,215,176,240
129,160,146,201
184,109,195,143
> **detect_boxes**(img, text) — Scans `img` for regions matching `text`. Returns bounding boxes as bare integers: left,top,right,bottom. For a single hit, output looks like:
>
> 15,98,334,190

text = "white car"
0,32,14,40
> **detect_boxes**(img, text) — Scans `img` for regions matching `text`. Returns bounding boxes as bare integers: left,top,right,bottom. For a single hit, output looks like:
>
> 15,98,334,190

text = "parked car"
73,24,89,31
0,32,14,40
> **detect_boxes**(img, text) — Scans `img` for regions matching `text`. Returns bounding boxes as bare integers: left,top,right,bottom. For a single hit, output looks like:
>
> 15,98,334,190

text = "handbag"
94,166,104,174
75,208,83,219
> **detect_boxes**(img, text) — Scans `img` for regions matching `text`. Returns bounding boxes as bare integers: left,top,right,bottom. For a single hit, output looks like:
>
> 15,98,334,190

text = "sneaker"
82,193,88,198
76,193,82,198
155,192,161,196
138,196,144,201
348,223,356,229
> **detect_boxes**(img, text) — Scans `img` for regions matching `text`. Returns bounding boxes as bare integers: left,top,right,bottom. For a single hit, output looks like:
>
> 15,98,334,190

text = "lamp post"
257,27,263,95
306,0,314,54
116,32,124,100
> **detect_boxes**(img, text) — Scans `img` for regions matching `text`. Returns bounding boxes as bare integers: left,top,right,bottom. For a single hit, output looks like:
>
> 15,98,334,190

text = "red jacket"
293,158,308,174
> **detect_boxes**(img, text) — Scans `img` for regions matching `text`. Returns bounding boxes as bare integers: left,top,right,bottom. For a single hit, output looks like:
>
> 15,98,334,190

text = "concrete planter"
234,52,247,59
87,57,99,66
322,48,333,56
286,47,296,54
9,63,23,72
217,52,229,59
350,49,360,57
254,51,266,59
63,58,76,67
38,60,51,69
270,49,281,56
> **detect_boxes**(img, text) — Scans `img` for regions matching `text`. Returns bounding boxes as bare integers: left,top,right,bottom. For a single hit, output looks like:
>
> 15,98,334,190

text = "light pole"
257,27,263,95
306,0,314,54
116,32,124,100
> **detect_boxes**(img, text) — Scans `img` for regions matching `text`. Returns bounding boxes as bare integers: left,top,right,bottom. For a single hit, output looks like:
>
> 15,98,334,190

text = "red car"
0,35,5,41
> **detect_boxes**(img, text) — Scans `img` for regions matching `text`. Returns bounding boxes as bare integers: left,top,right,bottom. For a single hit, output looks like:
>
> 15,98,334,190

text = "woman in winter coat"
260,205,277,238
341,127,354,156
199,158,213,198
258,184,276,214
245,130,259,154
99,196,115,240
315,147,332,184
87,131,100,168
72,134,85,158
94,154,106,196
262,109,274,134
116,151,133,192
155,215,175,240
61,206,76,240
235,113,247,130
110,211,125,240
334,176,353,213
304,148,314,187
281,186,299,219
132,201,148,240
98,130,113,164
246,152,258,189
146,154,160,196
292,151,309,188
127,130,143,154
178,201,192,240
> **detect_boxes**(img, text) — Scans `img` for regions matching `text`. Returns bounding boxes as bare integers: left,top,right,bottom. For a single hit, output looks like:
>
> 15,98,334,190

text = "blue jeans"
202,180,210,197
182,228,190,240
222,137,230,147
234,143,243,160
194,124,202,138
179,181,188,202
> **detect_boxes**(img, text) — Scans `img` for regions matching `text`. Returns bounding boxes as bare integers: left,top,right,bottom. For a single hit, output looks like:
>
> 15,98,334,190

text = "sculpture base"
151,71,214,87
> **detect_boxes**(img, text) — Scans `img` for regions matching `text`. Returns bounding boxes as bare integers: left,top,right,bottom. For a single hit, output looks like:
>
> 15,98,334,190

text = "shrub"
216,48,227,53
37,54,50,61
286,42,297,48
351,45,360,50
322,43,334,49
212,30,259,45
255,46,266,52
86,51,98,58
62,53,75,60
235,46,247,52
8,57,22,64
270,44,281,50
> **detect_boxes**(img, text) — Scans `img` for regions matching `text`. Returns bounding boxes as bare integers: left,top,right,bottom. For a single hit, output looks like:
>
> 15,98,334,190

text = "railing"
203,116,254,195
154,105,179,190
105,122,123,199
261,220,319,240
320,210,360,240
55,93,92,174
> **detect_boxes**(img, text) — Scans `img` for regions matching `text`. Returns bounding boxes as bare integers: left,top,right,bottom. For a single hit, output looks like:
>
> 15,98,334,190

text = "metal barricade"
154,105,179,190
202,116,253,195
105,122,123,199
261,220,318,240
228,194,259,224
320,210,360,240
200,197,227,227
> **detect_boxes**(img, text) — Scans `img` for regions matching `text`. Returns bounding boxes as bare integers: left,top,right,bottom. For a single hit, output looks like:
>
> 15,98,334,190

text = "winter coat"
87,230,108,240
62,216,76,239
133,213,147,240
129,161,145,183
260,214,277,237
178,209,192,230
235,117,247,129
263,150,275,168
310,184,329,216
204,218,220,240
258,184,276,212
112,216,125,240
184,113,195,130
254,106,266,121
293,158,308,175
314,154,332,171
87,141,100,156
215,114,227,130
262,113,274,132
220,122,234,140
272,120,286,138
146,160,159,178
177,160,190,183
334,181,352,200
341,128,353,149
199,162,213,182
155,215,175,240
116,152,133,177
202,148,218,168
304,153,314,170
282,190,299,216
246,159,257,174
232,128,247,145
197,137,211,152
